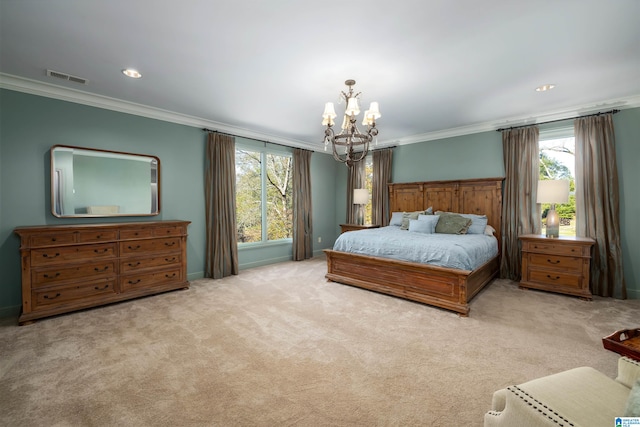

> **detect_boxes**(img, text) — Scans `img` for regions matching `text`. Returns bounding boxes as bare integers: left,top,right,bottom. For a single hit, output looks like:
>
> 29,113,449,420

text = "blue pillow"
389,212,403,226
459,214,488,234
409,216,439,234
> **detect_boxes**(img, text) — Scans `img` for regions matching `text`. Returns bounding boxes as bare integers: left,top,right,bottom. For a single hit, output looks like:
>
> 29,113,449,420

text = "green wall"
1,89,638,318
0,89,339,317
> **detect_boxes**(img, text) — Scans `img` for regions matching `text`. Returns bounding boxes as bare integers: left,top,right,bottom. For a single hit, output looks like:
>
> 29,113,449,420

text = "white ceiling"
1,0,639,151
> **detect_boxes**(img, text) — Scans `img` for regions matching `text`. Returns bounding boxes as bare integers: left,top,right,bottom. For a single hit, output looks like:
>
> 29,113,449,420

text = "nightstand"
339,224,380,234
519,234,595,300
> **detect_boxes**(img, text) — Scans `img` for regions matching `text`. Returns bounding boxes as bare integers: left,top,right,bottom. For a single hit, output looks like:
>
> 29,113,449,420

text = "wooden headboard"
388,177,504,249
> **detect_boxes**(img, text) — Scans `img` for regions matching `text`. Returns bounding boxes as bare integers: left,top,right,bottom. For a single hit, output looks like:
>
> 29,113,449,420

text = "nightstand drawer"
528,253,582,271
529,270,581,288
522,240,584,256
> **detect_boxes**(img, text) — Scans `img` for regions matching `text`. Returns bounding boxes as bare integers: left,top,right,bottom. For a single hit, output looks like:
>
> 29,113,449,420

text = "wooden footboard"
324,249,499,315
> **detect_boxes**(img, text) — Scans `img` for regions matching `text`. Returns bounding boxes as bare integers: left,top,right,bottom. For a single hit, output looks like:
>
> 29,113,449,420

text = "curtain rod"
495,109,620,132
202,128,301,151
203,128,396,152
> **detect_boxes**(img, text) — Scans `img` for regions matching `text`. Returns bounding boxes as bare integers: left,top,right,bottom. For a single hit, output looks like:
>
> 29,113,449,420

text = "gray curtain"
346,161,365,224
205,132,239,279
372,148,393,226
292,148,313,261
574,114,626,298
500,126,540,280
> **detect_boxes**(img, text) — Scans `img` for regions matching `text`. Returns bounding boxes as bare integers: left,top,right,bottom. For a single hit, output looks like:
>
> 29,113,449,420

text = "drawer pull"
546,275,561,280
42,252,60,259
128,245,141,250
94,266,110,273
546,259,560,264
43,293,61,300
164,242,176,247
165,273,176,279
94,248,109,254
165,257,176,262
128,279,141,285
43,272,61,279
94,284,110,291
128,262,141,267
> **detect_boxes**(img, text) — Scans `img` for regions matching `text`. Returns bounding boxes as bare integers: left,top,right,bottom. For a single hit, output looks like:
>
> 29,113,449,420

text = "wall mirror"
51,145,160,217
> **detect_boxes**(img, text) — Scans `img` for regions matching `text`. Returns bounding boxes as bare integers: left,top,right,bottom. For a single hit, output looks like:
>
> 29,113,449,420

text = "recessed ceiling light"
535,84,555,92
122,68,142,79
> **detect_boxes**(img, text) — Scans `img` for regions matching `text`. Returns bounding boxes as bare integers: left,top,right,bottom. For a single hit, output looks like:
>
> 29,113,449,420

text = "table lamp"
537,180,570,238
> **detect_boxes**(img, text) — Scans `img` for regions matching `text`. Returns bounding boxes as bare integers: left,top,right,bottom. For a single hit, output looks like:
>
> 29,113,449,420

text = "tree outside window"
236,149,292,243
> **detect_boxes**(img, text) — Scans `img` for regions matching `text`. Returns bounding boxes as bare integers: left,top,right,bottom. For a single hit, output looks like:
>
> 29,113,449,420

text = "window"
539,129,575,236
235,147,293,244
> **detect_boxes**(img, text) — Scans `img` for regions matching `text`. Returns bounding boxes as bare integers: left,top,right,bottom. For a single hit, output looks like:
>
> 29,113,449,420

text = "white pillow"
484,225,496,236
409,216,439,234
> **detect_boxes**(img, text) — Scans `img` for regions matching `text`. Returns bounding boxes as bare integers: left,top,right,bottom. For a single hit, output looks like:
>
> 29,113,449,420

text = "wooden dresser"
14,220,190,324
519,234,595,300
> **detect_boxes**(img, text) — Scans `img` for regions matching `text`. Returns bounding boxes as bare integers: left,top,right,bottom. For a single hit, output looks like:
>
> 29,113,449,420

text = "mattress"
333,225,499,271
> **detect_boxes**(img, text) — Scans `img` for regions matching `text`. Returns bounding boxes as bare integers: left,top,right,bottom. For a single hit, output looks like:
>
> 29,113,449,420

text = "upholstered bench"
484,357,640,427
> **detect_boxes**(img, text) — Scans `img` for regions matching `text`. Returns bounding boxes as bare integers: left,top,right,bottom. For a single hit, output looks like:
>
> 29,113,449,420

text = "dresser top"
14,220,191,234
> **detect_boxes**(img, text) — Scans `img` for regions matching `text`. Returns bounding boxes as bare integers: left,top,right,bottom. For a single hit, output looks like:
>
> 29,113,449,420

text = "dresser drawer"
522,240,584,257
528,253,582,271
30,232,76,247
120,229,154,240
32,279,117,309
120,254,181,273
153,226,184,237
528,269,581,288
120,237,181,256
77,230,118,243
32,261,117,287
31,243,117,267
121,268,183,291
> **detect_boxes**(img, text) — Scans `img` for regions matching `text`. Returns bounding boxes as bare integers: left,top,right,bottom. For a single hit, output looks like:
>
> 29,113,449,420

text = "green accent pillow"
434,213,472,234
625,378,640,417
400,211,425,230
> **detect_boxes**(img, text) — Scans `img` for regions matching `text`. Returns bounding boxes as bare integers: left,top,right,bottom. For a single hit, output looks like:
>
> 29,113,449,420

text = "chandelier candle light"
353,188,369,225
322,79,381,166
537,179,570,238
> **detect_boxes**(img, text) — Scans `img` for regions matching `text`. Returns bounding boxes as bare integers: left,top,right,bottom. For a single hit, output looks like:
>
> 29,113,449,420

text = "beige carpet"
1,256,638,426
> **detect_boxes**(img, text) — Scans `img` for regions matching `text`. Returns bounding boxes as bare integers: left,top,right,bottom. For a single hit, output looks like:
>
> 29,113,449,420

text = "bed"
324,177,504,316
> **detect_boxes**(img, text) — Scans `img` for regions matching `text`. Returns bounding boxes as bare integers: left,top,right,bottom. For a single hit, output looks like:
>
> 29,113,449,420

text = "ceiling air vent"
46,69,88,85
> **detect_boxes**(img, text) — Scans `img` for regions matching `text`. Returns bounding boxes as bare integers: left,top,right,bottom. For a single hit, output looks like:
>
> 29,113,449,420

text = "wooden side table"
339,224,380,234
519,234,595,300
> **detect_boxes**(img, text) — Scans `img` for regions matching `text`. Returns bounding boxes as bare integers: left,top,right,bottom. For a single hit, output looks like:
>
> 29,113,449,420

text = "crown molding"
3,73,639,151
387,93,640,146
0,73,320,152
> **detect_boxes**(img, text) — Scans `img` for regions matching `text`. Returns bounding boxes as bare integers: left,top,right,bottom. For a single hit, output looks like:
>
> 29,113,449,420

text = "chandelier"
322,79,381,166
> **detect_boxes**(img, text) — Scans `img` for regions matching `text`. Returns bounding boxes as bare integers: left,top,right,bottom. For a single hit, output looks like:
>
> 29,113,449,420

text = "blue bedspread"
332,226,498,271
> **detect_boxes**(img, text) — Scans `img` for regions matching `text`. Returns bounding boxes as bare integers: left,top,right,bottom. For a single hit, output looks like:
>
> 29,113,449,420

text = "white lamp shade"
345,97,360,116
353,188,369,205
341,114,350,130
367,101,381,119
322,102,337,120
537,180,570,204
361,111,374,126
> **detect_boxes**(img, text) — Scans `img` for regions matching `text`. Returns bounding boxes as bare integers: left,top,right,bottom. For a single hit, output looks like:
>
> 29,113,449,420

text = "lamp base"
545,205,560,238
356,205,364,225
